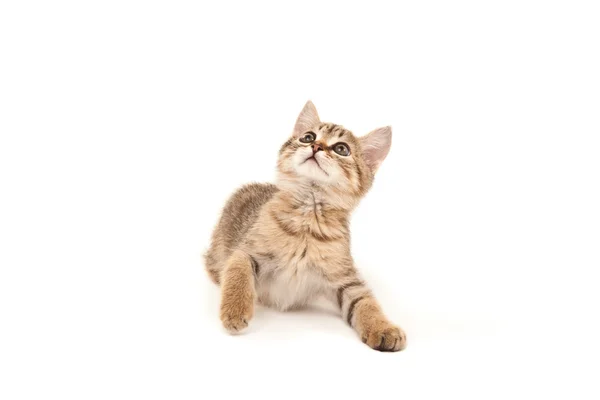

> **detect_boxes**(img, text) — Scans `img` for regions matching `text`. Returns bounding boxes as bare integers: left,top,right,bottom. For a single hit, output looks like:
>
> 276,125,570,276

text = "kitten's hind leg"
219,250,257,333
204,250,221,285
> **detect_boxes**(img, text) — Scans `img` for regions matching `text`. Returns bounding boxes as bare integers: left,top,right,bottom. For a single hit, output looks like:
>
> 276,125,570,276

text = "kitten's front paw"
220,297,253,334
361,322,407,352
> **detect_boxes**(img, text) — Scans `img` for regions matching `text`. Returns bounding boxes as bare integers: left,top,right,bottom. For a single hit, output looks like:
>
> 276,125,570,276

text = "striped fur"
205,101,405,351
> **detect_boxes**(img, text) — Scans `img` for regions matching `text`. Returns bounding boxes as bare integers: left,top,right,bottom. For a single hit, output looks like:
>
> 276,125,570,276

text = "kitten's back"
205,183,278,283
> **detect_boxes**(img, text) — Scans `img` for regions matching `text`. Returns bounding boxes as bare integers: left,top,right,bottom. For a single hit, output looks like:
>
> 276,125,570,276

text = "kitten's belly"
256,263,324,311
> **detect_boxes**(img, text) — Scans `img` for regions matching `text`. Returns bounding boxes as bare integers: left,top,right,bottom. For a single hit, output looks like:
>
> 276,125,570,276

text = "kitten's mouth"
301,155,329,176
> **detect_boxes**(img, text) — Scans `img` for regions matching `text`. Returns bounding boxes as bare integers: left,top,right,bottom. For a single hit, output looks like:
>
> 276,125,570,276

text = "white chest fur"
256,262,325,311
254,239,332,311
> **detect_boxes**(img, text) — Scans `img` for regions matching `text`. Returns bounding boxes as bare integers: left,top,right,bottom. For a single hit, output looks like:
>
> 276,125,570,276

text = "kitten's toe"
392,327,407,351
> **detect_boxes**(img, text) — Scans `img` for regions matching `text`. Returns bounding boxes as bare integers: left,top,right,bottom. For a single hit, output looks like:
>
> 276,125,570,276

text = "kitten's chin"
276,167,330,188
294,161,331,183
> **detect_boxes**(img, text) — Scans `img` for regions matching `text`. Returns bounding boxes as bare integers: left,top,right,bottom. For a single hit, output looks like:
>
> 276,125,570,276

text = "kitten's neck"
271,182,351,241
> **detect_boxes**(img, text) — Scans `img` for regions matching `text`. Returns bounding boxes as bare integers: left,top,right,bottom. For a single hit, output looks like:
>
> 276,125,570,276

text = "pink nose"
312,142,323,153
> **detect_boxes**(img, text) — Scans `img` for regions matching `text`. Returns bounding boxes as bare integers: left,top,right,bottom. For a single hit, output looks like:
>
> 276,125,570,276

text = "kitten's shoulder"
205,183,278,279
210,182,278,255
221,182,278,222
227,182,278,206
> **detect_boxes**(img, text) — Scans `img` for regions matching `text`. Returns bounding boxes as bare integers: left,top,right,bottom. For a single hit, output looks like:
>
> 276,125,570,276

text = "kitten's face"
279,123,365,188
277,101,392,197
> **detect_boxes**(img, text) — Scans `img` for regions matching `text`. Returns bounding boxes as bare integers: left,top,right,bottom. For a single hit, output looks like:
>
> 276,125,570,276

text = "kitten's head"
277,101,392,200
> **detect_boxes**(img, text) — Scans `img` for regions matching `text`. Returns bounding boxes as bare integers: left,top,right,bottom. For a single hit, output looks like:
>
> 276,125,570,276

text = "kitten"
205,101,406,351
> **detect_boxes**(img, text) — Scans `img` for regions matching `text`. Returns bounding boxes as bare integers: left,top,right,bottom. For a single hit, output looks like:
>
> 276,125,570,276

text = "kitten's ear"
360,126,392,172
293,100,321,136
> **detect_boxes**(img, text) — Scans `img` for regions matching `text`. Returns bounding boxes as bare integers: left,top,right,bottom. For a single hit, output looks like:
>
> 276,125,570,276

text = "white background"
1,1,599,399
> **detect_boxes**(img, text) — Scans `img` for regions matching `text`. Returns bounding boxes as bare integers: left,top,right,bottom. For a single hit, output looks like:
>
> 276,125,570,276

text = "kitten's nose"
312,142,324,153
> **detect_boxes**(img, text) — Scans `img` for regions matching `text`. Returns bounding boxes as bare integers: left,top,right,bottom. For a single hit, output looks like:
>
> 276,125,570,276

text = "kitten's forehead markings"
315,123,341,143
317,124,330,137
332,126,343,137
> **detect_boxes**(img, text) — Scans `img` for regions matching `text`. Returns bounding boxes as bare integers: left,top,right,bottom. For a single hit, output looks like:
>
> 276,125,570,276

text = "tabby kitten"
205,101,406,351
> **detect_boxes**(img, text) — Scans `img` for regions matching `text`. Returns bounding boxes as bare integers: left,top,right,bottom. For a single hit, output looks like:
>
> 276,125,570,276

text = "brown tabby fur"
205,101,406,351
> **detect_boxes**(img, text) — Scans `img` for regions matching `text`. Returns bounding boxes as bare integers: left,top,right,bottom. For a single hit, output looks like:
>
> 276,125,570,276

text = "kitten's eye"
333,143,350,156
299,132,316,143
